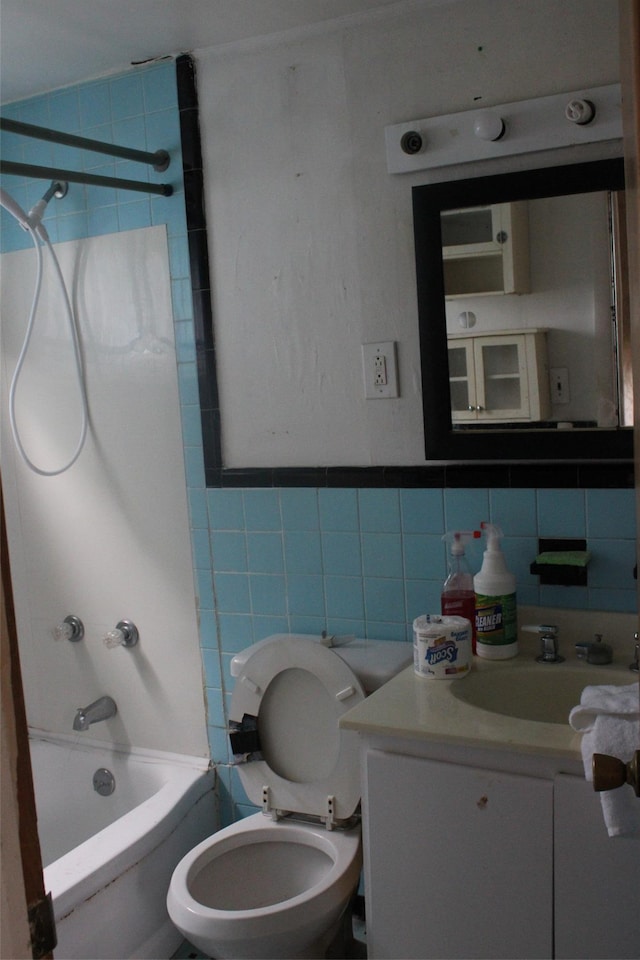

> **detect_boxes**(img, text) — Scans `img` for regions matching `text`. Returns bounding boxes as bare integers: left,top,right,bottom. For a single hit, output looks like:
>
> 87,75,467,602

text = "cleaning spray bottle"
441,530,481,654
474,522,518,660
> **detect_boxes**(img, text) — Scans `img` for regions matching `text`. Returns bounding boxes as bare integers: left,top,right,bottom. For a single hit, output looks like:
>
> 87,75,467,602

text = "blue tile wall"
207,483,636,820
3,65,637,827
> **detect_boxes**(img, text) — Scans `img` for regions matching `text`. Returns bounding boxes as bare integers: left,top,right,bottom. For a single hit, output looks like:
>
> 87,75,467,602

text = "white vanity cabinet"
442,201,529,297
363,749,553,959
360,746,639,960
448,328,550,422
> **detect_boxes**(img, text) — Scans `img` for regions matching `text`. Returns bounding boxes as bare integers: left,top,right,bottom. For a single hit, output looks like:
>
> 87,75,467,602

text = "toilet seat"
230,636,365,824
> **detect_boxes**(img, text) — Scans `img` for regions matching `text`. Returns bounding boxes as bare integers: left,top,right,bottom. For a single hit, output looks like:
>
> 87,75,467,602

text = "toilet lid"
230,635,365,823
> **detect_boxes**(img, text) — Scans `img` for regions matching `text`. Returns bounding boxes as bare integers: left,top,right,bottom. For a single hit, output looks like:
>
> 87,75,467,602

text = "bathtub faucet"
73,696,117,731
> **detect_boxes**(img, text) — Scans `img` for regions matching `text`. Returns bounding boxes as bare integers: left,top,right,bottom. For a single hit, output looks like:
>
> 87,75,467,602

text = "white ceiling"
0,0,405,104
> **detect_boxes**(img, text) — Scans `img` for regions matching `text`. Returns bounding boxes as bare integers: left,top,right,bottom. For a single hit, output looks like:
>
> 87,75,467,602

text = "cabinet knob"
592,751,640,796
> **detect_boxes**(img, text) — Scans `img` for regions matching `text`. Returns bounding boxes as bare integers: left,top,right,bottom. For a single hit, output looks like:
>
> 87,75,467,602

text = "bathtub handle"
103,620,139,648
53,614,84,642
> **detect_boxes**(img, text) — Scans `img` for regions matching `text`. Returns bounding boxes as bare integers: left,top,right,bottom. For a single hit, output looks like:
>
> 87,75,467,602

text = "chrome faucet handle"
53,614,84,642
522,624,564,663
103,620,139,649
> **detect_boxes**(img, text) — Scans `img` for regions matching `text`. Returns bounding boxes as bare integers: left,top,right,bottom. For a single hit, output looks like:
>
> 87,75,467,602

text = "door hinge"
28,892,57,959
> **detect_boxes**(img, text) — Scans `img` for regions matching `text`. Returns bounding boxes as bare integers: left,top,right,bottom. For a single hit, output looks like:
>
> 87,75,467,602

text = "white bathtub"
29,731,216,960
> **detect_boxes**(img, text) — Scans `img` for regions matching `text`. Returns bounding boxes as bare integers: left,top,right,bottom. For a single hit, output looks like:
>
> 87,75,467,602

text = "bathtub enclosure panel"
363,749,553,959
0,226,208,758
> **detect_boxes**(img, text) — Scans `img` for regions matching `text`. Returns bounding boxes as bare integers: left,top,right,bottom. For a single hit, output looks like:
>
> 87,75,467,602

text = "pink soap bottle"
441,530,480,654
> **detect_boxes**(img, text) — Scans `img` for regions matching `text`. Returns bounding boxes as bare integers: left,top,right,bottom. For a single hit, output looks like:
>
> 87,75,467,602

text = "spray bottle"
474,522,518,660
441,530,480,654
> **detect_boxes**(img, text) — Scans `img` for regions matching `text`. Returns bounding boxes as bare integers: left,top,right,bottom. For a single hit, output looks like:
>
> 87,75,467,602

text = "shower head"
0,180,68,238
0,187,31,230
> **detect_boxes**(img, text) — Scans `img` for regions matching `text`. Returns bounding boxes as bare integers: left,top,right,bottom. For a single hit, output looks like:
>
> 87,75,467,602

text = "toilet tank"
230,634,412,696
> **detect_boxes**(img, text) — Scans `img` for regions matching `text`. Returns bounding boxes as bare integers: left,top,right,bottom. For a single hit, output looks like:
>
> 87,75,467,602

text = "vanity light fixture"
385,83,621,175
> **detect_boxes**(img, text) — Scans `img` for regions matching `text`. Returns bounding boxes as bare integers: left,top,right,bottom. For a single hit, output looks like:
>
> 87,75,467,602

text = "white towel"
569,683,640,838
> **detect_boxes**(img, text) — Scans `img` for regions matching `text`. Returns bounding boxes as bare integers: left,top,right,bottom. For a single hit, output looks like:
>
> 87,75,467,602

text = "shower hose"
6,210,89,476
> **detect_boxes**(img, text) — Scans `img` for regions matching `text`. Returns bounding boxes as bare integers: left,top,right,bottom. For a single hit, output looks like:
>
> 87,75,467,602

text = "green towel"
535,550,591,567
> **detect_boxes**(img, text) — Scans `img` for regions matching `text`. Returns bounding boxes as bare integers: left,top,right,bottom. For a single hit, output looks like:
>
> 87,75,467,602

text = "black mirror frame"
412,157,632,463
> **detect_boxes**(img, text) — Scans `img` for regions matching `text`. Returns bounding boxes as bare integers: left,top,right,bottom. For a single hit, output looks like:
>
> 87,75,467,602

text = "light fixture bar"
385,84,621,174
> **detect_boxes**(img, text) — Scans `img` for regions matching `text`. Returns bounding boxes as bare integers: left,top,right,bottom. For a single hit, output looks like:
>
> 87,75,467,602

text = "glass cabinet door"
476,339,529,417
441,206,497,251
448,341,477,419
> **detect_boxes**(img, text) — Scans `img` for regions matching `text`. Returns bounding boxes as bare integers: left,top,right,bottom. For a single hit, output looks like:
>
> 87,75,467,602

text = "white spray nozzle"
480,522,503,550
442,530,481,555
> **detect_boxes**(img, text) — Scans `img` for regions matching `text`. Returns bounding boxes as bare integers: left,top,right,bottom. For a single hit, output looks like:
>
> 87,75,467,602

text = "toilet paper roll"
413,614,471,679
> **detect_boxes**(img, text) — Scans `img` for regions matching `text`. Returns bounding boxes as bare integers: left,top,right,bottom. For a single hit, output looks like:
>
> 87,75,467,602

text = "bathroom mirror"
413,158,632,461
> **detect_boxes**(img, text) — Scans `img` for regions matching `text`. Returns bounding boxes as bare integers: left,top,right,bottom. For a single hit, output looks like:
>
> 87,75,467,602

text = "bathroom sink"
450,665,631,725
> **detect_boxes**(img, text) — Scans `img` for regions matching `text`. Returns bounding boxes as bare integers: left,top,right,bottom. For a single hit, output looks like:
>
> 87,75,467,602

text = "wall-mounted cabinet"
442,201,530,297
447,328,550,422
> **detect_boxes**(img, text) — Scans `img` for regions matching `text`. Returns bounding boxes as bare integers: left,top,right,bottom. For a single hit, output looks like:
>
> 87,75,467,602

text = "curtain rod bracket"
153,150,170,173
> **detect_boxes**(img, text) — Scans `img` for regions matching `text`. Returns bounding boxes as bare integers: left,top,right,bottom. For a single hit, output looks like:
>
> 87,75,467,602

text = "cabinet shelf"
442,201,529,298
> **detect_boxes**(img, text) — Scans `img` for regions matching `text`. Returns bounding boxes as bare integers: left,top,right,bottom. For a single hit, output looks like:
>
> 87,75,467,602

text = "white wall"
0,226,209,758
195,0,620,466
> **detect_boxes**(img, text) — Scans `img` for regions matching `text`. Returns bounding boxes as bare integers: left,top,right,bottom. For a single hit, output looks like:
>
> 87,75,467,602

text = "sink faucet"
575,634,613,665
73,696,117,731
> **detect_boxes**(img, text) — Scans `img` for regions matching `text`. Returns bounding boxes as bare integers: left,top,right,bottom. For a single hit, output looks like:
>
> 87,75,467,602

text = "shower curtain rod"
0,160,173,196
0,116,170,171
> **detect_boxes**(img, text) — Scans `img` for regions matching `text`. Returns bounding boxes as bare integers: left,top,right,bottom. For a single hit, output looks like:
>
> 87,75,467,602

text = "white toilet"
167,633,411,959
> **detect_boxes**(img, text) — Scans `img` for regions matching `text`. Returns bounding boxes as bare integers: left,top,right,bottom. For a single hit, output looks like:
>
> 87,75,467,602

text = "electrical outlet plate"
362,341,399,398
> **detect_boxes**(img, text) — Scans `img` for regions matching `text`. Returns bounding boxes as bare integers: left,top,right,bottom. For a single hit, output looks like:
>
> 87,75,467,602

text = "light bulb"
473,111,505,142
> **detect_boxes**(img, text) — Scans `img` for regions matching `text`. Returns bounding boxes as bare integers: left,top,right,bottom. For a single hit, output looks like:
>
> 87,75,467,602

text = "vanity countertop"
340,640,636,761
